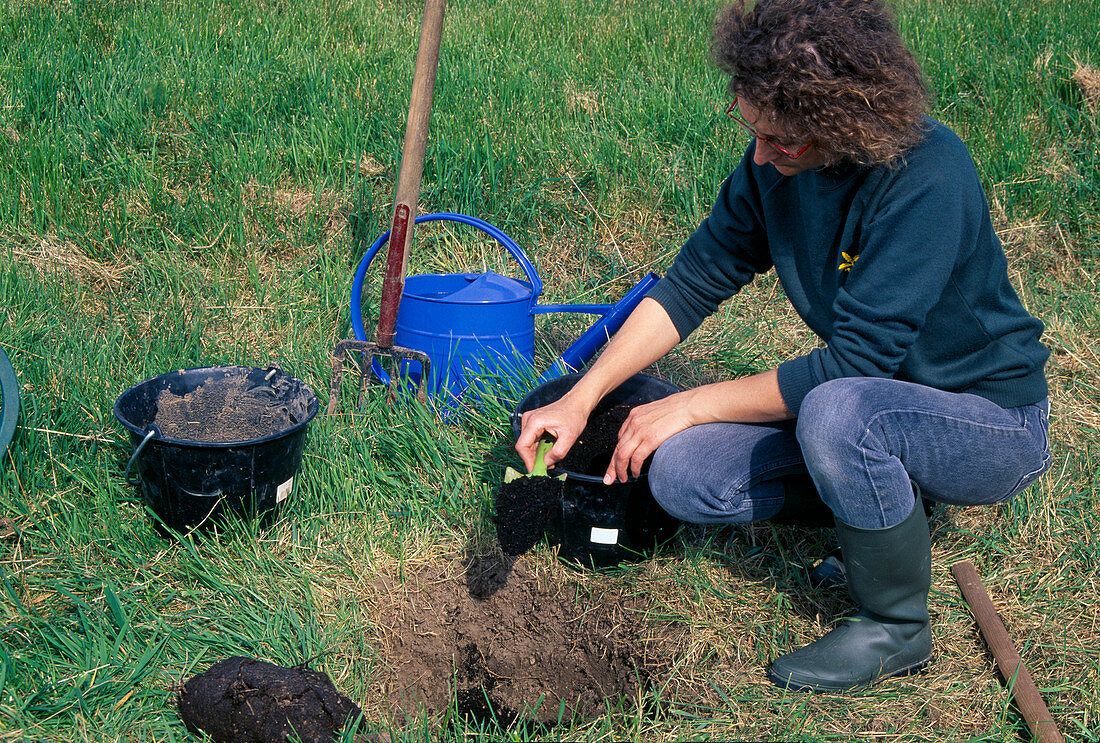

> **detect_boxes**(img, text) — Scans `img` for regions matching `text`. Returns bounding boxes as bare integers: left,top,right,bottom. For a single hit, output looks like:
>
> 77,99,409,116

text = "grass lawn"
1,0,1098,740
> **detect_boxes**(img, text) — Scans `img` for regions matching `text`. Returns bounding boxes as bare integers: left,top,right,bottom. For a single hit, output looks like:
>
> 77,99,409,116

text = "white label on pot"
276,477,294,503
590,527,619,545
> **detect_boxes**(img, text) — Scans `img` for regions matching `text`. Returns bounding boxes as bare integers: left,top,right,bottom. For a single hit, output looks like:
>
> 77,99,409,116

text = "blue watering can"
349,212,658,409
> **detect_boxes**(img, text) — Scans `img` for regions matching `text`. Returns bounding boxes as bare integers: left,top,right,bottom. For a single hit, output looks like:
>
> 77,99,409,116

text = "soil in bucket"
153,372,310,443
557,403,632,477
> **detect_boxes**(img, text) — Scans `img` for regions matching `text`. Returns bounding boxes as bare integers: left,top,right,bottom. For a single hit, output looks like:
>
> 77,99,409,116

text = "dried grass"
358,154,388,177
1072,61,1100,115
1039,144,1078,181
534,201,681,297
565,82,601,116
8,233,132,290
994,210,1100,462
243,180,352,247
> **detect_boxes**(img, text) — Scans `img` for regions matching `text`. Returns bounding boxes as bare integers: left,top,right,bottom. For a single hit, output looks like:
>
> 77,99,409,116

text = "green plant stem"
532,437,554,477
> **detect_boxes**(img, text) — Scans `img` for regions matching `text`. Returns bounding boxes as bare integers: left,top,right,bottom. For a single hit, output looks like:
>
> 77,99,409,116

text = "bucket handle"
125,426,160,486
350,212,543,344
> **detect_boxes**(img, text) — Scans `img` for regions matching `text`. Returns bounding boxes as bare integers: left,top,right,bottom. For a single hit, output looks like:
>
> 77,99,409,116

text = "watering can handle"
350,212,543,344
0,347,18,460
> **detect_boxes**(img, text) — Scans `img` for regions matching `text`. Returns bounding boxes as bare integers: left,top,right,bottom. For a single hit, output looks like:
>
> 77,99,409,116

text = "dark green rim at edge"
0,348,18,459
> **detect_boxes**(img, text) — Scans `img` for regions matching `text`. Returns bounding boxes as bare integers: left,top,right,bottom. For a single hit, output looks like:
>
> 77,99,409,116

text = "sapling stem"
503,436,559,483
532,437,554,477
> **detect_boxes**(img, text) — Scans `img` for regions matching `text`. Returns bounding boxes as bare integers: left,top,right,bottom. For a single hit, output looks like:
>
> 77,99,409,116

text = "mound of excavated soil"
177,656,361,743
371,555,669,727
155,373,308,442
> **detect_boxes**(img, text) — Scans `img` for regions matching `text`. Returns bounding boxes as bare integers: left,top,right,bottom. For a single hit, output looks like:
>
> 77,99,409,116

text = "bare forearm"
563,298,791,424
559,297,681,413
681,368,793,425
605,366,791,483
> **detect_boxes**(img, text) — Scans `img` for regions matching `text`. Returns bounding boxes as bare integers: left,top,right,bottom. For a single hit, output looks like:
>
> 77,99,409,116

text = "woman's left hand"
603,370,792,484
604,390,699,485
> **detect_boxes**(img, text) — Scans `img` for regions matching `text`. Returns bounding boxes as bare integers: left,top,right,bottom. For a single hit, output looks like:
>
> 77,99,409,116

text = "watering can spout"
537,272,659,383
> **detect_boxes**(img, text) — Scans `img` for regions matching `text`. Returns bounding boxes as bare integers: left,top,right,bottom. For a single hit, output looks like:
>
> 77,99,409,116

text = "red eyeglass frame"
726,98,812,160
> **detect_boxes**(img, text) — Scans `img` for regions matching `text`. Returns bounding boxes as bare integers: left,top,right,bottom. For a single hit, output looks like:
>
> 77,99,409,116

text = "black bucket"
511,373,681,569
113,366,318,536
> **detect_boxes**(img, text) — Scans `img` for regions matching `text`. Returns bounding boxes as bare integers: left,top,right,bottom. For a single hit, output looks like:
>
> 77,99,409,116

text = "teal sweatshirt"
648,118,1048,416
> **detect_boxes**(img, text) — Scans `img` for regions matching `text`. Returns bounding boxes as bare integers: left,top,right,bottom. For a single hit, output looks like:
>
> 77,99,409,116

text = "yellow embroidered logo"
838,251,859,272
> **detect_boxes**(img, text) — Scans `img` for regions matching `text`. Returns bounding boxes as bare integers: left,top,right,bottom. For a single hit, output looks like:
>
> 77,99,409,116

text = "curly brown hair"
711,0,930,166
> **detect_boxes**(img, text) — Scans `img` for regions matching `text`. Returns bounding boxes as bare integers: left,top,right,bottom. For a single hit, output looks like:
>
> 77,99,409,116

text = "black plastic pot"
113,366,318,536
511,373,682,569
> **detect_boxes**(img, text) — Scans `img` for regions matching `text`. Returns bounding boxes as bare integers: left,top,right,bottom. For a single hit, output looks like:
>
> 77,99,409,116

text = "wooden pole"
951,560,1064,743
376,0,447,348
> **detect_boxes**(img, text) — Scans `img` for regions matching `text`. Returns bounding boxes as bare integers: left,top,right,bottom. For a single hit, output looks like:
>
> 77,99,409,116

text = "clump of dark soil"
372,557,669,728
463,551,514,600
155,373,307,442
557,404,631,475
177,656,361,743
493,476,562,556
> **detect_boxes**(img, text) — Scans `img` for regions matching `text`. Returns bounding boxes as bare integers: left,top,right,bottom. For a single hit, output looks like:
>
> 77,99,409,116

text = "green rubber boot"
768,499,933,692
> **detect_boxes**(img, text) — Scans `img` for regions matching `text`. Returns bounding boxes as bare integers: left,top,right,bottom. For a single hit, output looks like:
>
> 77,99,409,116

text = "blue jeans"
649,378,1051,530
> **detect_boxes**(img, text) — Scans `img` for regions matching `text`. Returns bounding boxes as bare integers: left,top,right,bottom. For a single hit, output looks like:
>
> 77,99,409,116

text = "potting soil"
557,404,632,475
373,557,666,727
177,656,361,743
155,373,308,442
493,476,561,556
493,404,637,558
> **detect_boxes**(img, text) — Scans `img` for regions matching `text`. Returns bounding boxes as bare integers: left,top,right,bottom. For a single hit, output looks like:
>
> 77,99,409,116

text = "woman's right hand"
514,396,591,473
514,297,682,474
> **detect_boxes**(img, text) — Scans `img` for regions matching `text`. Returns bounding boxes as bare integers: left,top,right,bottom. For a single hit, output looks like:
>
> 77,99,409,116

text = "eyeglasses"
726,98,811,160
